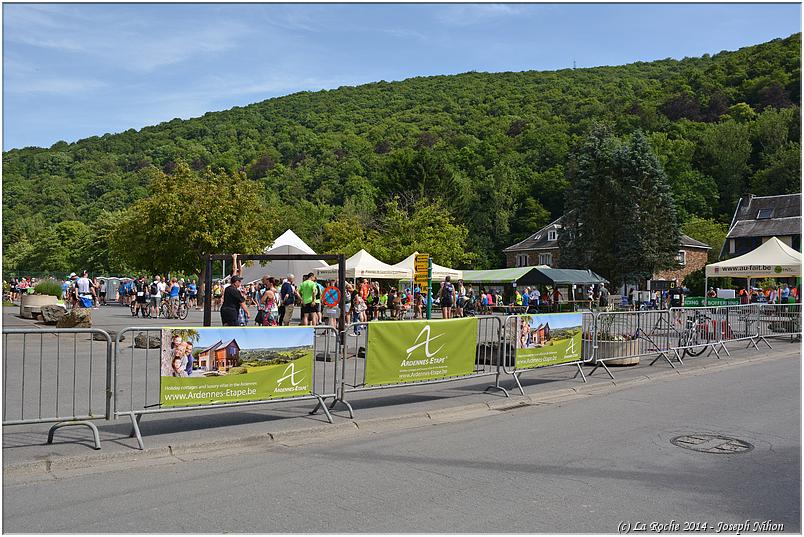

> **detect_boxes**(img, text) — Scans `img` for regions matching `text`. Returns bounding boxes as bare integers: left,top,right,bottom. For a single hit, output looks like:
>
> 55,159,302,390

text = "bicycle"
160,299,189,320
130,300,153,319
677,310,712,357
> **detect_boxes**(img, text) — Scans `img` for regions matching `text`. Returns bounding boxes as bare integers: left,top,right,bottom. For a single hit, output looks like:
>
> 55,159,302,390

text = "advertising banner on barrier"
365,318,478,386
159,327,314,407
684,297,740,307
514,313,582,369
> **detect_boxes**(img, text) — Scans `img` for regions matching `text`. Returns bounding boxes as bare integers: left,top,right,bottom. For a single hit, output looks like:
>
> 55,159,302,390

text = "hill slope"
3,33,801,273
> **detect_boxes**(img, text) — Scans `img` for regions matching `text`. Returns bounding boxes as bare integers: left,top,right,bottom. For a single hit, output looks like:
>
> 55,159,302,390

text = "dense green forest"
3,33,801,276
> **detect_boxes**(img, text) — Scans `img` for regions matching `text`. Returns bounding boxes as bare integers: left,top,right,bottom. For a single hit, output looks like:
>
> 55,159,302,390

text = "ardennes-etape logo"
405,324,445,360
276,362,305,388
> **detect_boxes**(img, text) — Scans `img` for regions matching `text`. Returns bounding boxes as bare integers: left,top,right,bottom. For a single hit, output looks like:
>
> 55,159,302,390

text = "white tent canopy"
705,237,802,278
390,252,463,281
264,229,316,255
316,249,412,280
233,230,328,284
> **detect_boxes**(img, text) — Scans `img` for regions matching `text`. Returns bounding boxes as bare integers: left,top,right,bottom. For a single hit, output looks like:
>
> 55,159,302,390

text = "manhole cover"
671,434,753,454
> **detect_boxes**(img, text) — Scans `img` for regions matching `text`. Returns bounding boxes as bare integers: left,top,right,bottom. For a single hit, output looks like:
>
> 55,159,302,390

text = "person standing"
598,283,610,309
188,279,198,310
76,271,93,308
280,274,297,326
438,276,456,319
298,273,317,326
221,275,249,326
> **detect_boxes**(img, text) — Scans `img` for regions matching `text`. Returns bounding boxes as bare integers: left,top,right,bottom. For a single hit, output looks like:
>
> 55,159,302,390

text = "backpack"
481,295,489,306
150,283,158,295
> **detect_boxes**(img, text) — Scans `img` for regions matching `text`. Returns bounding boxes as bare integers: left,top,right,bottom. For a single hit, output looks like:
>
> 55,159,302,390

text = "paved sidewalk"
3,334,799,477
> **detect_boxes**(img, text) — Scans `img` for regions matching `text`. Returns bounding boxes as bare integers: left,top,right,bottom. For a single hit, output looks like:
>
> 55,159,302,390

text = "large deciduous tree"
560,124,680,287
110,162,268,300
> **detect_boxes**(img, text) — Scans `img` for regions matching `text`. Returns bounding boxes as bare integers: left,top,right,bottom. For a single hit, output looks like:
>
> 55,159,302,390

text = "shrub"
34,279,63,298
227,366,248,375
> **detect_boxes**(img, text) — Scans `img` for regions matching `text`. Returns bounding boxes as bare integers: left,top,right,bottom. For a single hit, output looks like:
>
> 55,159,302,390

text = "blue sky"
528,312,581,329
189,327,314,350
3,3,800,150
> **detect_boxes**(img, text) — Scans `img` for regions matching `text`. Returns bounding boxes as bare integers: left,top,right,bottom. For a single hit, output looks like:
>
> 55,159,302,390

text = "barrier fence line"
756,303,801,347
114,326,340,450
327,316,509,418
499,313,591,396
586,309,676,380
1,328,112,450
2,303,799,451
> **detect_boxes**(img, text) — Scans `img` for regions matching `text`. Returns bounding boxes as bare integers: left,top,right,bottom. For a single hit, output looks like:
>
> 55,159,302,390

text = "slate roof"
726,194,801,239
503,216,564,252
680,234,711,250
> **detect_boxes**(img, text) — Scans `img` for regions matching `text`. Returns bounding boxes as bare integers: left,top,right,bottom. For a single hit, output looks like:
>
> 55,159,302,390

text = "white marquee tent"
316,249,412,280
237,230,328,284
705,237,801,279
705,237,801,303
390,252,463,281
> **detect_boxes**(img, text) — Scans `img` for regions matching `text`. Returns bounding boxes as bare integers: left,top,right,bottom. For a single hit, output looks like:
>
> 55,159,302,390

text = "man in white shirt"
76,271,93,308
151,276,166,318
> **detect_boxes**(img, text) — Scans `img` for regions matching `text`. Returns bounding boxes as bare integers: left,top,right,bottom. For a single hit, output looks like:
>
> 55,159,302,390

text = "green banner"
514,313,583,369
365,318,478,386
684,296,740,307
160,327,314,407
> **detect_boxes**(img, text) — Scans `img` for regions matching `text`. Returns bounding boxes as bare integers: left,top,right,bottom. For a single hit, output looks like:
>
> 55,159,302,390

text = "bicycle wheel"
178,302,188,320
683,324,707,356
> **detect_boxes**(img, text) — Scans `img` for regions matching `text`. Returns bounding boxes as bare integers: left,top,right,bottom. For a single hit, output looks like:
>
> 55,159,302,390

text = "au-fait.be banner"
514,313,582,369
160,327,314,408
365,318,478,386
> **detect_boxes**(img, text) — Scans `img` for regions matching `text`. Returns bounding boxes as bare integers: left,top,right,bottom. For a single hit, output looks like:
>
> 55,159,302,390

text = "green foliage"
2,33,800,275
33,278,63,298
681,217,729,262
560,125,680,285
109,162,267,276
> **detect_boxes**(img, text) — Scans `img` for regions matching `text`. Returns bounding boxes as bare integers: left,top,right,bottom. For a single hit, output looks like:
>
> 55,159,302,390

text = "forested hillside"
3,33,801,275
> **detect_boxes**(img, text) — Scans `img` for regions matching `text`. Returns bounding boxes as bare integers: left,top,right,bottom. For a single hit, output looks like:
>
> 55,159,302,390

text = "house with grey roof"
503,216,565,268
720,193,801,259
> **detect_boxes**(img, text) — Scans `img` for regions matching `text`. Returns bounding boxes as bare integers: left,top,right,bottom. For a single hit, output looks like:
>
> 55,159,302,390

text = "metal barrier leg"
483,373,511,397
312,395,334,424
759,337,773,349
322,397,354,419
673,349,684,365
573,363,587,383
128,413,144,450
588,360,615,381
745,338,760,350
47,421,101,450
649,350,677,369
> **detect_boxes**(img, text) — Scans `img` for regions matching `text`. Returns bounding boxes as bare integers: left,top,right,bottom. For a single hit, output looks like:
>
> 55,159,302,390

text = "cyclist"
133,275,148,318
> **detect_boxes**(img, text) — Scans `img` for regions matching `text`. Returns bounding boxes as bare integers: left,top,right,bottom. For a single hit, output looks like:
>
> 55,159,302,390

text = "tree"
110,162,267,300
560,125,680,287
681,217,728,262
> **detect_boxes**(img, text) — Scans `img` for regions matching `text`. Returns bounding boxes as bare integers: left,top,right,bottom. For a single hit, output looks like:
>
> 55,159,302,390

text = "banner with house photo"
159,327,314,408
514,313,582,369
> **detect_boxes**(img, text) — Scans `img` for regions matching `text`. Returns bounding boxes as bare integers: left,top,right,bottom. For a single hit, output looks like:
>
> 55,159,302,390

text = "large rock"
93,330,124,342
56,308,92,328
134,333,161,349
41,304,68,325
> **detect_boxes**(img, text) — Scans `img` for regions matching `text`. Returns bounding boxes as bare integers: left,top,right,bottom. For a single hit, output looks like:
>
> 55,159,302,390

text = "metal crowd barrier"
114,326,340,450
587,309,675,379
498,314,593,395
2,328,112,450
756,303,802,346
328,316,509,418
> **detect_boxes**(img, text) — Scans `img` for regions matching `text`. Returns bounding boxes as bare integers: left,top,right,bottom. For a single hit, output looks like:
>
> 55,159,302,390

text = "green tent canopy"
462,266,608,286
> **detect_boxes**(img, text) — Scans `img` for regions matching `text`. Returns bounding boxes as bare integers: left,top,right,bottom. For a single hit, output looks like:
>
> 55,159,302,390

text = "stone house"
650,235,711,290
504,216,564,268
196,339,241,372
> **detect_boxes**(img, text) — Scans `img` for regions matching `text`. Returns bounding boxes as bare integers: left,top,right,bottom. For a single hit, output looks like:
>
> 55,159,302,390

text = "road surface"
3,353,799,533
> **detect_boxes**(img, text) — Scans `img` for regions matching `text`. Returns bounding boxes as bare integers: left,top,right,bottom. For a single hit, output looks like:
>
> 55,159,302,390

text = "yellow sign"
414,253,430,275
414,275,429,283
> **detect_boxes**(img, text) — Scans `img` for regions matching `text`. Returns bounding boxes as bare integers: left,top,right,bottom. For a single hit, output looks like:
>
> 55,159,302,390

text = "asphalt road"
3,353,799,533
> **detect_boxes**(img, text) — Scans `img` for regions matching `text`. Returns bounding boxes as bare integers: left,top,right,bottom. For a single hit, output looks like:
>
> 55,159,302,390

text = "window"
539,253,553,266
756,208,774,220
516,254,528,267
676,250,686,266
547,229,557,241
